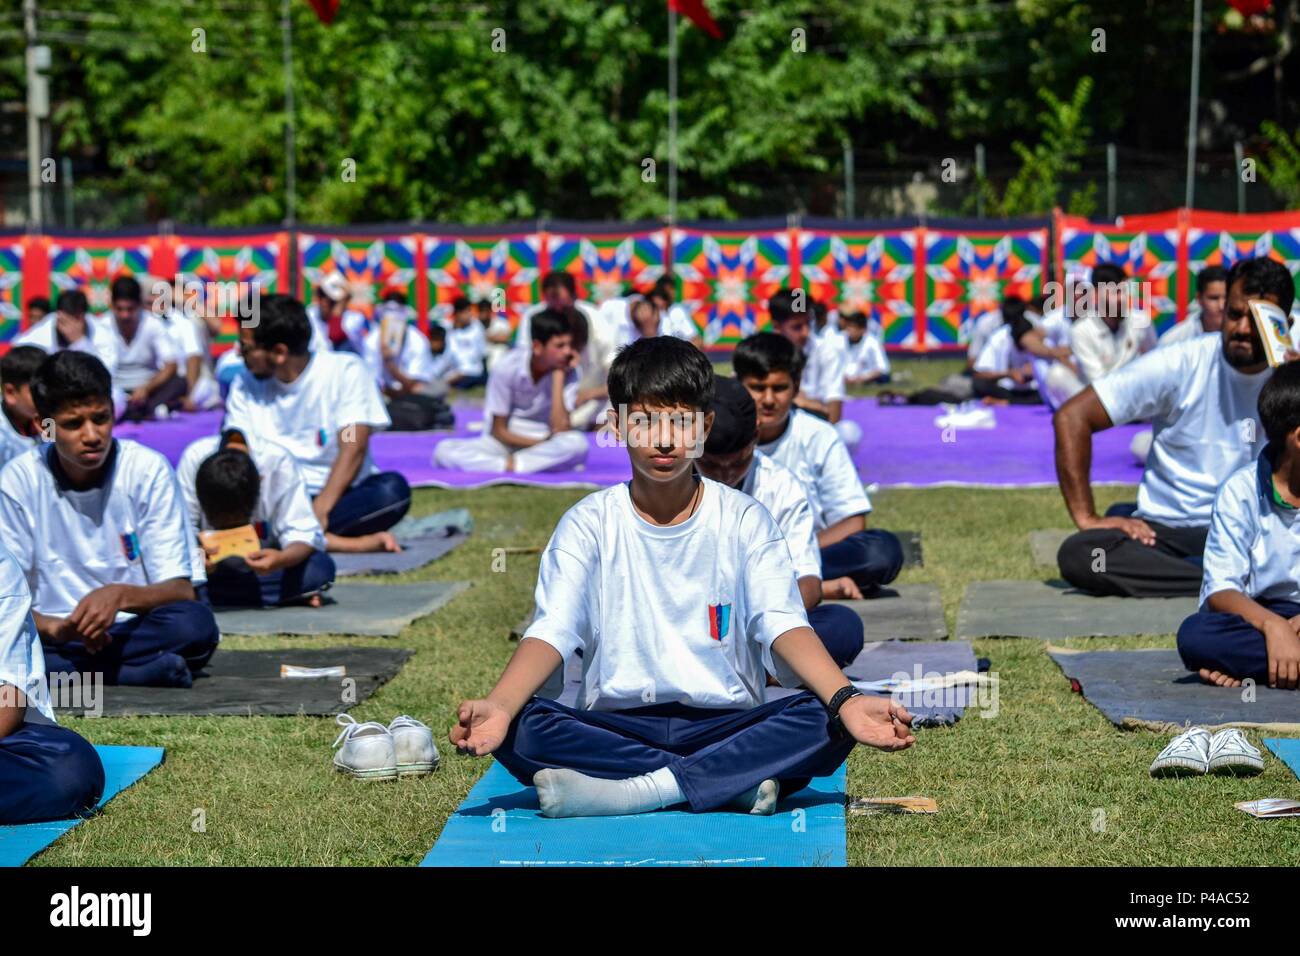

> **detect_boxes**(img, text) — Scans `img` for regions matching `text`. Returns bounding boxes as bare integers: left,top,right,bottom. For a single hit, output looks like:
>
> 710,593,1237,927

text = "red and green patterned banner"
1185,211,1300,310
1057,211,1183,334
47,238,161,317
670,227,793,345
298,233,420,322
176,232,286,347
0,241,24,344
924,229,1047,347
545,230,666,307
424,233,542,328
799,229,918,346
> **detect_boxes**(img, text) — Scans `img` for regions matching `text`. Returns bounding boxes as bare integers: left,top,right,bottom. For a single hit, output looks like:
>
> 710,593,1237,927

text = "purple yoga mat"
119,400,1146,491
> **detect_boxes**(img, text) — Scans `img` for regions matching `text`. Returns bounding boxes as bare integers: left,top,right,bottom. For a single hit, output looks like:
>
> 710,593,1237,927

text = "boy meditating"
177,430,338,608
0,542,105,823
1177,361,1300,690
432,308,588,475
450,337,914,818
0,352,219,688
734,333,904,595
224,294,412,549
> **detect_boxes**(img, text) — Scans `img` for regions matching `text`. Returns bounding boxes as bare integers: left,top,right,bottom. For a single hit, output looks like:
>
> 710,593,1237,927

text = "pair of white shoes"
332,713,439,781
1149,727,1264,777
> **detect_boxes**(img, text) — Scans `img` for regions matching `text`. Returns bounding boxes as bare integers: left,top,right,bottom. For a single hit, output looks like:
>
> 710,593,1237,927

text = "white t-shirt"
445,321,488,377
523,478,808,711
1093,335,1270,527
758,409,871,529
966,310,1005,361
14,314,120,372
223,350,391,495
483,347,579,429
0,408,37,472
104,311,180,391
176,434,325,565
360,323,437,391
1201,453,1300,607
801,333,849,404
974,324,1034,392
515,300,600,351
0,440,202,622
662,303,700,341
303,304,333,353
846,333,890,380
1070,310,1156,385
1158,314,1206,349
0,543,54,725
739,451,821,580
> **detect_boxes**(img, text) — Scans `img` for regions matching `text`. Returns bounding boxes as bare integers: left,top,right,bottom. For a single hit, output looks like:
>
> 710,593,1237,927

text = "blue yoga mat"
0,744,165,867
423,761,847,867
1264,739,1300,780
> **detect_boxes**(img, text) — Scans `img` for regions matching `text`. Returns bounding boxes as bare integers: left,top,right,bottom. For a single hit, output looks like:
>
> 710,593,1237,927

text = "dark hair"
530,307,572,346
768,288,810,325
811,299,828,325
733,332,804,385
1001,296,1028,326
1259,360,1300,447
840,310,868,329
452,295,472,312
704,376,757,455
54,289,88,317
25,296,50,314
608,336,714,411
652,275,676,298
1196,264,1227,296
110,275,143,305
195,449,261,527
1,345,49,387
1091,263,1127,286
541,271,576,297
251,294,311,355
427,323,447,343
1227,257,1296,315
382,290,408,306
30,350,113,419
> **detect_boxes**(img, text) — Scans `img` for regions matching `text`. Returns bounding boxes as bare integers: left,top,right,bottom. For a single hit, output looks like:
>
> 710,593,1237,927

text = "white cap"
318,273,350,302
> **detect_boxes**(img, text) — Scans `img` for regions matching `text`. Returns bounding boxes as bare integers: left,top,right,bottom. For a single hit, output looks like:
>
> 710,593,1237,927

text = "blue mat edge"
422,760,847,868
1265,738,1300,779
0,744,166,867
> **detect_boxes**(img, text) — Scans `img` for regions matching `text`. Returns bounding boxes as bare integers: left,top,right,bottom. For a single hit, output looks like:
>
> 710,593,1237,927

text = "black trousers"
971,377,1041,404
1056,508,1208,598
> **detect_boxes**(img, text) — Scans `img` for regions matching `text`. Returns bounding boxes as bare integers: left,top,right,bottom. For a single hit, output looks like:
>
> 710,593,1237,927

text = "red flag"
1227,0,1271,13
669,0,722,39
306,0,340,24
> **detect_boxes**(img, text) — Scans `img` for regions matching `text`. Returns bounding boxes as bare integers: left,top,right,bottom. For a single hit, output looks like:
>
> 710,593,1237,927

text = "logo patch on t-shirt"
316,428,329,448
120,532,141,562
708,603,731,641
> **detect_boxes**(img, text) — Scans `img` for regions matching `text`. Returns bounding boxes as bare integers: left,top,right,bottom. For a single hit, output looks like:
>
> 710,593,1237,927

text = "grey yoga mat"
831,584,948,642
214,581,471,636
955,580,1197,639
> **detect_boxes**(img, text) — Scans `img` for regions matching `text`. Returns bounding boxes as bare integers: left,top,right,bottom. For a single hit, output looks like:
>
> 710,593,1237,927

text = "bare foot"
307,593,323,608
1198,667,1243,688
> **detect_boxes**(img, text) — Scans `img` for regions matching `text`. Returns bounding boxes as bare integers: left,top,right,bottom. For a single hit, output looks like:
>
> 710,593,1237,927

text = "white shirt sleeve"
0,471,35,581
335,356,392,433
784,489,822,580
168,316,203,360
482,362,514,422
817,433,872,523
1071,321,1110,384
522,512,596,660
136,455,202,586
974,331,1009,374
1091,345,1180,427
401,330,436,384
0,560,50,725
819,339,848,403
1199,479,1257,607
739,503,811,652
263,451,326,551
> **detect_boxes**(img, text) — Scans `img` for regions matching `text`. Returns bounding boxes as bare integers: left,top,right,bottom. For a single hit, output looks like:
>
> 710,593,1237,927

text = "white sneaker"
1207,729,1265,776
1150,727,1211,777
332,713,397,781
388,715,439,777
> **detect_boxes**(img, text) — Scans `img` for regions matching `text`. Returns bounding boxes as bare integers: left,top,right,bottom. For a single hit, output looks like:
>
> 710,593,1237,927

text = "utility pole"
25,0,48,231
1184,0,1203,209
667,5,678,227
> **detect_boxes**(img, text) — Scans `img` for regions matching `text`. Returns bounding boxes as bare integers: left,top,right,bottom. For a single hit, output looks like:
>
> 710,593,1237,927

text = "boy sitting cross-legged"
450,336,914,818
0,352,219,688
177,429,338,608
735,332,904,595
1177,361,1300,690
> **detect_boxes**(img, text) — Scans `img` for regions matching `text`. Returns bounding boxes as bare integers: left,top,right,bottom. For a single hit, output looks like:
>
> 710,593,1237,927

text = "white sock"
728,779,780,815
534,766,684,818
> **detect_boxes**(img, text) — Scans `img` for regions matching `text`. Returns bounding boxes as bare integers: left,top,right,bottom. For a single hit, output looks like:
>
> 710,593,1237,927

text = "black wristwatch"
827,684,863,730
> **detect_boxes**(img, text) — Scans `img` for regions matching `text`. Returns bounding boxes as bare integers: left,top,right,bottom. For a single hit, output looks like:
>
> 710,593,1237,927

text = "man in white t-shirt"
735,332,903,593
223,295,411,547
359,304,453,431
443,296,489,389
768,290,860,452
514,271,600,352
14,289,120,374
647,274,704,348
177,429,337,608
0,352,220,687
158,295,221,412
965,308,1006,371
432,308,587,474
106,277,185,421
309,272,368,354
449,336,914,819
1068,264,1156,386
698,377,866,669
971,298,1042,403
1159,264,1228,349
839,311,891,386
0,346,44,470
0,541,105,823
1054,257,1297,597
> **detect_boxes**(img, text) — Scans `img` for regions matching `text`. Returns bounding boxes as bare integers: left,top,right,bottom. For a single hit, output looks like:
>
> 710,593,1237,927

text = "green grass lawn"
34,360,1300,867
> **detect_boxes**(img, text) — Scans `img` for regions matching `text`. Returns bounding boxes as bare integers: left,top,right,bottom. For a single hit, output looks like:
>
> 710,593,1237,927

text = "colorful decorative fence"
3,209,1297,354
